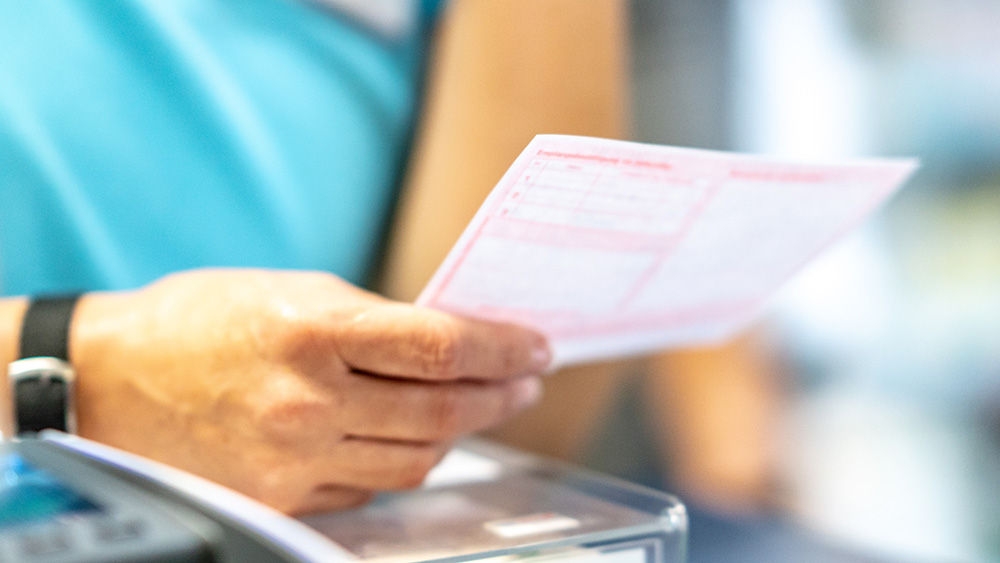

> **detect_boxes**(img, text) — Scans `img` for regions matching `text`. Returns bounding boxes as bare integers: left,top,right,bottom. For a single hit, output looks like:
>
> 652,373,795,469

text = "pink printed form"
417,135,919,367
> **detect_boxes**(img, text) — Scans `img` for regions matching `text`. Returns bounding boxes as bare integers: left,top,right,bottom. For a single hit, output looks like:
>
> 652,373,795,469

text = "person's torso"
0,0,435,295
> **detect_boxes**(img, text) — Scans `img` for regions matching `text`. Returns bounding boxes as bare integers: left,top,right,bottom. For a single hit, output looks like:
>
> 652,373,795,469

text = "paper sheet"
418,135,918,367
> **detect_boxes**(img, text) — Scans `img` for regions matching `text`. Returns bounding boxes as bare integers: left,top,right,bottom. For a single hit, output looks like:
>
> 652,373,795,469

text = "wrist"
67,291,135,441
0,297,30,437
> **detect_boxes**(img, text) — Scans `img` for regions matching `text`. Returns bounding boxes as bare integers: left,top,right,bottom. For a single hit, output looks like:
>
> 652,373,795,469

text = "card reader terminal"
0,438,316,562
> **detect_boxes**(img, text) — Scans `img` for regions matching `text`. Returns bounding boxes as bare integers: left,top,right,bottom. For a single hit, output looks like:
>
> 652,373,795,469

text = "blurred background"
606,0,1000,561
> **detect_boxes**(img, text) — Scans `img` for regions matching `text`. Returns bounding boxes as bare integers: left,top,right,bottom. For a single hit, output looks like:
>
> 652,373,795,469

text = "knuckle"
270,318,326,362
393,467,428,490
253,390,327,443
418,321,462,378
243,464,300,512
257,490,300,514
389,448,442,489
499,341,523,375
429,387,465,438
342,490,376,509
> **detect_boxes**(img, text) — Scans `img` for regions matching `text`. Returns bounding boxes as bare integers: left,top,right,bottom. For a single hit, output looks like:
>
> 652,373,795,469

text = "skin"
1,269,550,514
0,0,781,518
380,0,629,298
382,0,784,513
0,0,603,518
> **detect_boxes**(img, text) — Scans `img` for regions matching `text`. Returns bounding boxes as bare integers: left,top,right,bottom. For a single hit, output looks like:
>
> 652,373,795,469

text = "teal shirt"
0,0,435,295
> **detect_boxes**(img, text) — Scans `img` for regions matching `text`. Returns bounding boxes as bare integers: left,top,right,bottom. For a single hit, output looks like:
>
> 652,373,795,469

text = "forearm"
648,334,785,511
0,297,29,437
380,0,630,301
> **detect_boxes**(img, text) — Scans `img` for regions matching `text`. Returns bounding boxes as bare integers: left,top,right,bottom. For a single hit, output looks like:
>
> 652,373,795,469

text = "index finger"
333,304,552,381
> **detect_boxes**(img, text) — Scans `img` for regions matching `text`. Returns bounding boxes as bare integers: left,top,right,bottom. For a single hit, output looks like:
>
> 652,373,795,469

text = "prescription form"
418,135,918,367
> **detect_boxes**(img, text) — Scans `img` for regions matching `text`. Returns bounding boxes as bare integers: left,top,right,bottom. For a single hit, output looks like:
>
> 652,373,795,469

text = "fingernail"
512,377,543,410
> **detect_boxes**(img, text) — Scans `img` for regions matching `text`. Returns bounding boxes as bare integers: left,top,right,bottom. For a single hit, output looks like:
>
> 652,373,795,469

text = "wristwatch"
8,295,81,436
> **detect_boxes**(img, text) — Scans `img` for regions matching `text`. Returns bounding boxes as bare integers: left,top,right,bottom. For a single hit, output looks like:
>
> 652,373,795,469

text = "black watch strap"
19,295,81,360
11,295,82,435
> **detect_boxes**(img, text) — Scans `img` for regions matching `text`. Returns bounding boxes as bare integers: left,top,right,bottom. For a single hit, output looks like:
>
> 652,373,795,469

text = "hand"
70,269,550,514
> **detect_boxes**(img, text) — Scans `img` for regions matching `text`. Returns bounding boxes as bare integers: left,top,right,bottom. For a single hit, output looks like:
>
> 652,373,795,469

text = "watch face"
8,358,76,435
